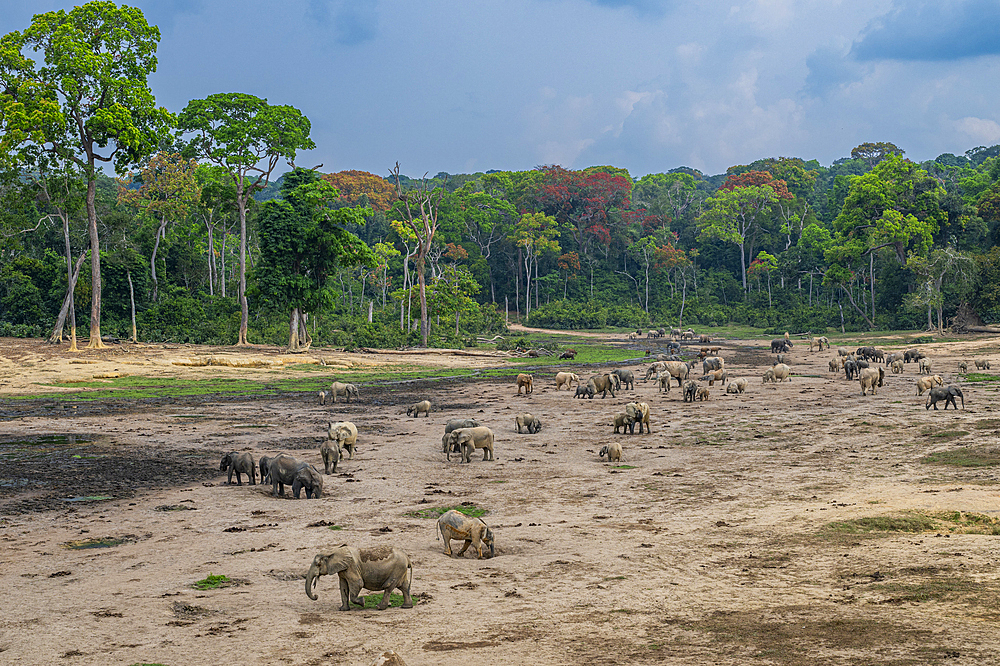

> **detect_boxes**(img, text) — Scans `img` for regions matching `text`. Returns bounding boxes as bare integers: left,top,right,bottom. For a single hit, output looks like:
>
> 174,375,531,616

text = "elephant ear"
324,549,352,573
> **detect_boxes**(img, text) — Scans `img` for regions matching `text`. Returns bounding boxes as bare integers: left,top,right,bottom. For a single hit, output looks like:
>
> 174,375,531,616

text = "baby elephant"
975,359,991,370
407,400,431,417
437,509,495,558
220,452,256,486
683,380,698,403
515,413,542,434
726,377,749,394
959,361,968,373
574,384,594,399
612,412,629,434
599,441,623,462
696,387,710,401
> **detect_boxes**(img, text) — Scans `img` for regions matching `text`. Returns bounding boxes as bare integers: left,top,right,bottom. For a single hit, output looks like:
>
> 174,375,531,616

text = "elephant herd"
825,343,980,408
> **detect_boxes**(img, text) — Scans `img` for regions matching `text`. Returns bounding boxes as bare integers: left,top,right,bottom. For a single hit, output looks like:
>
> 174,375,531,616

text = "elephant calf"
612,412,628,434
437,509,495,558
555,372,579,390
306,545,413,611
599,441,623,462
516,373,533,395
573,384,593,399
515,413,542,434
975,359,991,370
220,452,256,486
683,380,698,402
407,400,431,417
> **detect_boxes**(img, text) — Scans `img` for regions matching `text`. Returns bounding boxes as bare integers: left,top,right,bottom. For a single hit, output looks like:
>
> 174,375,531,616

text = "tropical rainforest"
4,3,1000,349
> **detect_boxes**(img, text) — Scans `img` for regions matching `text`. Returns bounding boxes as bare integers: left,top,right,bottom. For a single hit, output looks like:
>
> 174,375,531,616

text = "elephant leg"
376,589,392,610
348,579,365,608
400,576,413,609
339,578,352,611
443,538,453,556
457,539,471,556
292,481,302,499
236,471,243,486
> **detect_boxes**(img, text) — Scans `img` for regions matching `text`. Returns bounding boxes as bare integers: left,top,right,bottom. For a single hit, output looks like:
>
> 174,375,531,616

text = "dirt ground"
3,333,1000,665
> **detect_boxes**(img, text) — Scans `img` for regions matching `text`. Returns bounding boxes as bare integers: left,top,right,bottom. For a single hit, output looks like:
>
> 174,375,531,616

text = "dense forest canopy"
4,3,1000,349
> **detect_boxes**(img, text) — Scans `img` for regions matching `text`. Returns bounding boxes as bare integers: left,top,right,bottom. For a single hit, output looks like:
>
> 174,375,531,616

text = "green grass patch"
919,428,969,443
975,419,1000,429
508,343,643,366
192,573,232,590
612,465,637,469
962,373,999,383
327,525,343,531
11,365,479,401
405,504,487,519
921,446,1000,467
931,510,1000,534
359,592,411,609
823,514,939,534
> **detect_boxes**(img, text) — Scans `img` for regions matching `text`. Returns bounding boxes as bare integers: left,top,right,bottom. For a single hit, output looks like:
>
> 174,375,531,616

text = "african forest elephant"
220,452,256,486
925,386,960,410
306,545,413,611
515,413,542,433
437,509,495,558
516,373,533,395
587,374,616,399
328,382,359,403
446,426,495,462
268,454,323,498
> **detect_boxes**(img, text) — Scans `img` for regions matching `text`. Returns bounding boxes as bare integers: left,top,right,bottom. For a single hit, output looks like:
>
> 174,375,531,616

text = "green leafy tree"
509,212,561,317
0,1,172,347
851,142,905,170
178,93,315,345
429,265,481,336
747,251,778,306
828,154,942,327
904,247,975,332
117,152,201,301
255,169,375,350
697,185,781,292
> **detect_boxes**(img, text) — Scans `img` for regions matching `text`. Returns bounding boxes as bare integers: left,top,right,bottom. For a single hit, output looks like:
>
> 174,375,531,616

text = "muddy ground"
3,334,1000,665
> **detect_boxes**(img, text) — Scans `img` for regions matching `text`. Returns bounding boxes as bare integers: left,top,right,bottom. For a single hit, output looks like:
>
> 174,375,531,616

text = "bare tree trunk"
236,180,249,346
417,257,429,346
150,215,168,302
535,256,539,309
85,177,105,349
127,270,137,343
368,300,374,324
289,307,299,351
49,250,88,347
679,269,687,327
205,213,215,297
220,228,227,298
870,252,875,324
840,285,874,329
838,299,845,333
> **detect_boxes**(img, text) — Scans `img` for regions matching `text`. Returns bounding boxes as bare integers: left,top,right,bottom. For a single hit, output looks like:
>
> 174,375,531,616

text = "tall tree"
509,212,560,317
255,169,375,351
117,152,201,301
697,180,784,292
390,163,445,347
851,142,905,170
0,1,172,347
178,92,314,345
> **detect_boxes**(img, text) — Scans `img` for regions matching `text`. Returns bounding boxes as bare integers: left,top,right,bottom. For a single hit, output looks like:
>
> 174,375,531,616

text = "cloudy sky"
5,0,1000,178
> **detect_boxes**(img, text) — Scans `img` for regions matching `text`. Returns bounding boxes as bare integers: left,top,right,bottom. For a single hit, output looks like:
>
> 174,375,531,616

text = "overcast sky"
5,0,1000,178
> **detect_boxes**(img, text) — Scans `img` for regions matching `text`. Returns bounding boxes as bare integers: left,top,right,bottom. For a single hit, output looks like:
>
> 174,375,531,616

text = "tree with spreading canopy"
178,92,315,345
254,169,375,351
0,0,173,347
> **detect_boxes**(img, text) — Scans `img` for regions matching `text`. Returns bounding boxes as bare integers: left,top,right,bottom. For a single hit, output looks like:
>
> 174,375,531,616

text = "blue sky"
4,0,1000,178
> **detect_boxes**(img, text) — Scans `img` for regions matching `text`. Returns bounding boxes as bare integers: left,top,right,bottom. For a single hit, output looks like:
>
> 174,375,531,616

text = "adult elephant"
305,545,413,610
269,454,323,499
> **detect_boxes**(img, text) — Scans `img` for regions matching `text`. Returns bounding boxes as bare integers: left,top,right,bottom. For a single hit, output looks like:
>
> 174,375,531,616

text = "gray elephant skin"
268,454,323,498
220,452,256,485
437,509,495,558
306,545,413,610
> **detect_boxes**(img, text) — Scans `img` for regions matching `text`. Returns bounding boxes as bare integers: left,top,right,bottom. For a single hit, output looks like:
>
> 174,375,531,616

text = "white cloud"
955,117,1000,145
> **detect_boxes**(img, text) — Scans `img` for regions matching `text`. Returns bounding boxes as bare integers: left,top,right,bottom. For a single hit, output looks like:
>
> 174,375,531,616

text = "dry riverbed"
3,334,1000,665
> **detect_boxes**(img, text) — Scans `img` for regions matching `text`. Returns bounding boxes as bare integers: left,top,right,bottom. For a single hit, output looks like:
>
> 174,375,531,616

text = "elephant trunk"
489,541,495,558
306,565,321,600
